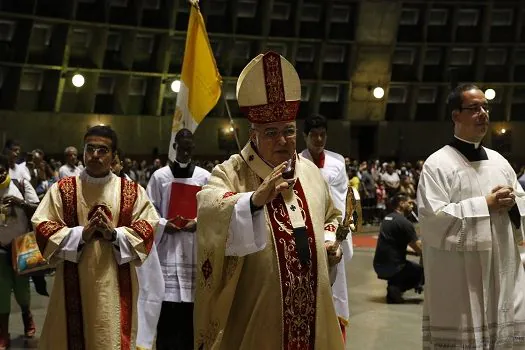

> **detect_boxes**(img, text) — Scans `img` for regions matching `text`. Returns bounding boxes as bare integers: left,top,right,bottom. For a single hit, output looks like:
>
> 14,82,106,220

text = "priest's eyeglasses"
259,127,297,140
85,144,110,155
460,104,490,114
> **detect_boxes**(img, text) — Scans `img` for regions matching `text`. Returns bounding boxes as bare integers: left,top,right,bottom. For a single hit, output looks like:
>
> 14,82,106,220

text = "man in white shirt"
147,129,210,350
418,83,525,348
381,163,400,197
58,146,82,179
300,113,353,342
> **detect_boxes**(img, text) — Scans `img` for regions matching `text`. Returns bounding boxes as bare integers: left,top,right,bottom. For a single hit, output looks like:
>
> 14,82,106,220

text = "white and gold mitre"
236,51,301,124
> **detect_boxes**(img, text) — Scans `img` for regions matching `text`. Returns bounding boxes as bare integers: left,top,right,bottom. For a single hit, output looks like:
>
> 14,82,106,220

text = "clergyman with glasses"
194,51,345,349
417,83,525,348
32,125,159,350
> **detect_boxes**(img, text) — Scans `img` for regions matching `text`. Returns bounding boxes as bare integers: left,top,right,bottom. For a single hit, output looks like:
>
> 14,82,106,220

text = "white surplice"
301,149,353,325
146,165,210,302
417,144,525,349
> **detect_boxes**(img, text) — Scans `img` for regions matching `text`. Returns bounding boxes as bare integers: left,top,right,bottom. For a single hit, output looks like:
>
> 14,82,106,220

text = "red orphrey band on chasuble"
265,179,318,350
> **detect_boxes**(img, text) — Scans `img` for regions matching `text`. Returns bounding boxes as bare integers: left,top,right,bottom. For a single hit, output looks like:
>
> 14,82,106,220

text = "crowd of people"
9,146,427,223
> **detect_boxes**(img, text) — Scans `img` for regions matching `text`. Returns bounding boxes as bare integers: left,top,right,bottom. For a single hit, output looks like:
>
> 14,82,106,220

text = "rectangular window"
388,86,407,103
458,9,479,26
320,84,339,103
301,4,321,22
399,8,419,25
237,0,257,18
392,48,415,65
491,9,513,26
428,9,448,26
271,2,290,21
0,20,15,42
450,48,473,65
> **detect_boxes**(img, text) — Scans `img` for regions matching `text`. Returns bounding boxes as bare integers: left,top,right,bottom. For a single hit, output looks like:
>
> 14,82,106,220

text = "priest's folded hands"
486,185,516,212
82,207,116,242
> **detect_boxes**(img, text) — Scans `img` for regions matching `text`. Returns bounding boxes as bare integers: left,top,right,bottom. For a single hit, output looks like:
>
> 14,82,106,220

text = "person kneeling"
373,194,423,304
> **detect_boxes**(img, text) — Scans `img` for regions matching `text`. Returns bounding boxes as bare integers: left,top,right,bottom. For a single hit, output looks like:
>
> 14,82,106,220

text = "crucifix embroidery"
290,205,296,211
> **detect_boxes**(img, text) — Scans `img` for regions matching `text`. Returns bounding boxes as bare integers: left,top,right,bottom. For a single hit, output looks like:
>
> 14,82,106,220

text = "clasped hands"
82,207,115,242
165,216,197,234
486,185,516,212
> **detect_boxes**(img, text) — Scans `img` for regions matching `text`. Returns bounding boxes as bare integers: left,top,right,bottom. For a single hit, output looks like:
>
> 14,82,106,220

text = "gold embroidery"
35,221,65,252
118,178,138,227
277,236,316,348
263,52,285,104
268,184,317,349
130,219,154,254
58,176,79,227
225,256,239,281
196,320,220,350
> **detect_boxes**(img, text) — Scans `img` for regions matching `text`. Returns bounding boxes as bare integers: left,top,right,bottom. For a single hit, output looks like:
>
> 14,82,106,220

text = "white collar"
174,159,190,168
454,135,481,149
79,169,115,185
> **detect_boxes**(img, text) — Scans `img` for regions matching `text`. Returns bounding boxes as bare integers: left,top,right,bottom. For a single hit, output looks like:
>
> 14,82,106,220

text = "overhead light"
72,73,85,88
484,88,496,100
171,80,181,93
501,128,506,134
373,87,384,99
229,127,234,132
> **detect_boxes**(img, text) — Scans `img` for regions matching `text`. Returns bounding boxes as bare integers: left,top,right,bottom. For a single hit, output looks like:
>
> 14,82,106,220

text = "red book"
167,182,201,228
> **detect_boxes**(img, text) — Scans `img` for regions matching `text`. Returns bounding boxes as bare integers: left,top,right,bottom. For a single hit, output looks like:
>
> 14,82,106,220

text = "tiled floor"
7,235,424,350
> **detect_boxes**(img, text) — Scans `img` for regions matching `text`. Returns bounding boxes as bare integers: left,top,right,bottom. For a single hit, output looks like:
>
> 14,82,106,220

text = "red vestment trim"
130,220,154,254
58,176,85,350
118,263,133,350
35,221,64,253
266,180,318,350
313,151,325,169
117,177,138,350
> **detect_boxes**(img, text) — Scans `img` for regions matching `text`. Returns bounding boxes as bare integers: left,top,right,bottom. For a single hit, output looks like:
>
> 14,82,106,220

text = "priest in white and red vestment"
194,52,345,350
300,113,353,342
32,125,159,350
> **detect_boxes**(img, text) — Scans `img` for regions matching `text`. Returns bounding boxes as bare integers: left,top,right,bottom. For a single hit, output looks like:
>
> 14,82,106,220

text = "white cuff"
225,192,267,256
442,196,490,219
155,217,168,245
113,227,138,265
57,226,84,263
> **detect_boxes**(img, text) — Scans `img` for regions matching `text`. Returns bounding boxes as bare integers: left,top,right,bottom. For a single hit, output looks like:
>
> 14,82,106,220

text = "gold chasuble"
32,172,158,350
195,143,345,350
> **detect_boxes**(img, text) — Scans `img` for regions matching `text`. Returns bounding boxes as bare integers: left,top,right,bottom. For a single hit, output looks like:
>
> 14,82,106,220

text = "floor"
7,234,425,350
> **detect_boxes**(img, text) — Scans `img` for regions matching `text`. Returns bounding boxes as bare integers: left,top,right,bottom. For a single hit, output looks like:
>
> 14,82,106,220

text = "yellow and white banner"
169,0,222,160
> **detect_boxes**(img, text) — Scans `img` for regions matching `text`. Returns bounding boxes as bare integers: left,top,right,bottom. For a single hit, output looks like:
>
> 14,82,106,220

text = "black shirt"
373,212,418,279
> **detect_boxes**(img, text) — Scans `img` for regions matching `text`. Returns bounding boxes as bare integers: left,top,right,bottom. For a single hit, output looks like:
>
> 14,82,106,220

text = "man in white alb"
146,128,210,350
417,83,525,349
300,113,353,342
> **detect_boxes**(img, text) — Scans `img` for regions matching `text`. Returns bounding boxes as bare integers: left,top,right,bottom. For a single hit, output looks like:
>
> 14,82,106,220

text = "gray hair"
64,146,78,155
